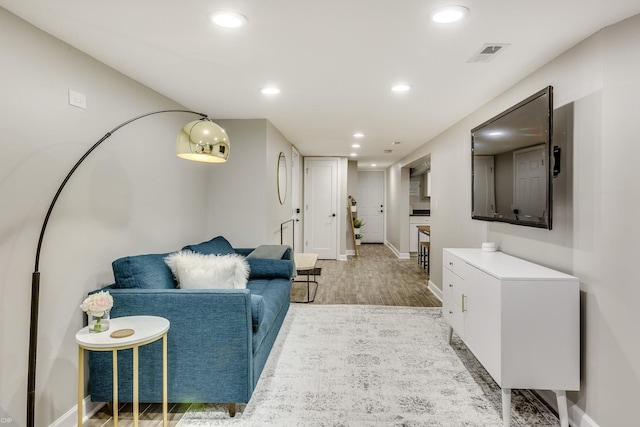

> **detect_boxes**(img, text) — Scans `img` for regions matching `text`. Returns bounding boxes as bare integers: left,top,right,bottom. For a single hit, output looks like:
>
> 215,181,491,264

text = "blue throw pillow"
183,236,235,255
112,253,177,289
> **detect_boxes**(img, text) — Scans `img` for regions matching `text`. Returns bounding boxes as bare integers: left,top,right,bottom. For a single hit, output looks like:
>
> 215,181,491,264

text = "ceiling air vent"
384,149,393,154
467,43,510,63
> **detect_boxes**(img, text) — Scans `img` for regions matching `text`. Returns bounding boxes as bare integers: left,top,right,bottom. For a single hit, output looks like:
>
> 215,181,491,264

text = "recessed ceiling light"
352,144,361,148
209,11,248,28
371,163,377,167
431,6,469,24
350,153,358,157
353,132,365,138
391,84,411,93
260,87,281,95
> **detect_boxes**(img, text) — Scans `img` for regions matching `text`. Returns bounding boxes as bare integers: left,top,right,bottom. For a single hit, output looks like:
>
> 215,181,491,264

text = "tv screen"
471,86,554,229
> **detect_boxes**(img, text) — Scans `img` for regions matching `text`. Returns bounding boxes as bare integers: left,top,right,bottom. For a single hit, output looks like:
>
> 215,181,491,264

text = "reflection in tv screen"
471,86,553,229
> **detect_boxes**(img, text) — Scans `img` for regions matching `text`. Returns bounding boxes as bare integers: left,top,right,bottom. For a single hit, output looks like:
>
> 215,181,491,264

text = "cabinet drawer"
442,268,464,305
443,250,466,279
442,268,465,339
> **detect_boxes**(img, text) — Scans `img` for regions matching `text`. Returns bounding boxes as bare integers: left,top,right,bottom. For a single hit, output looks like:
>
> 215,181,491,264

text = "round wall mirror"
277,152,287,204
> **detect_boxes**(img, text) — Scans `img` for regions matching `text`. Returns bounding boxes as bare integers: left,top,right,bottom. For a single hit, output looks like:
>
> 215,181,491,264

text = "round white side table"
76,315,170,427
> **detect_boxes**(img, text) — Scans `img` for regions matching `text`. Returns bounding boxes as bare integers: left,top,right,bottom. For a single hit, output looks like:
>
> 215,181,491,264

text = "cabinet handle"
449,283,453,288
461,294,467,312
449,310,453,314
449,262,453,266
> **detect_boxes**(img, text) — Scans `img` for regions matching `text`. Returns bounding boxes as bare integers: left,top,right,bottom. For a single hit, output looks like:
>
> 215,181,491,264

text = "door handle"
331,213,336,217
380,210,383,213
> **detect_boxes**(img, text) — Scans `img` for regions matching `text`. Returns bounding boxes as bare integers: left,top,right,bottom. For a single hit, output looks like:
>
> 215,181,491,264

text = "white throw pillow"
164,251,249,289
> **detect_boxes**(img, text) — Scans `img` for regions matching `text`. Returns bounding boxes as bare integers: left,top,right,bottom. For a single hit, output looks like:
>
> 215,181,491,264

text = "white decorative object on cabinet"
442,248,579,427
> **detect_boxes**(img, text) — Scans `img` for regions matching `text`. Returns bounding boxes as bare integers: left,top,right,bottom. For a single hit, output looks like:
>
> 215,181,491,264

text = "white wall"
204,119,294,248
206,119,268,248
266,122,295,245
346,161,358,251
0,8,213,427
385,164,411,255
388,13,640,427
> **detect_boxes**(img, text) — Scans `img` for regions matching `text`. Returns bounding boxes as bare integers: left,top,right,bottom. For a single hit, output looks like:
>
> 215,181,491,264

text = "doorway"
304,157,339,259
357,171,385,243
473,155,496,217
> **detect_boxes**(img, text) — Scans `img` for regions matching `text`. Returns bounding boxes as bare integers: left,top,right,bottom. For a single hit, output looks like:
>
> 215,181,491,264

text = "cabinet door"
442,267,465,340
464,265,502,385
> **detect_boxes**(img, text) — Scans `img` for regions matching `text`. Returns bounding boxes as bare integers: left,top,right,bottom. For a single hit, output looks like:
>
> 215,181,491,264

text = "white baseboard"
536,391,600,427
428,280,442,301
50,396,104,427
385,241,410,259
569,402,600,427
338,254,348,261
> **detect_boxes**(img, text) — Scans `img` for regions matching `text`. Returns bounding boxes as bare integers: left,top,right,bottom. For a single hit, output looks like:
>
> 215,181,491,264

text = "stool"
419,241,430,274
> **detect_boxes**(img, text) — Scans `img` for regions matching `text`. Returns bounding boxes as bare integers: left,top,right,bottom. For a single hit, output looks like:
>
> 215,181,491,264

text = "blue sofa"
88,236,293,416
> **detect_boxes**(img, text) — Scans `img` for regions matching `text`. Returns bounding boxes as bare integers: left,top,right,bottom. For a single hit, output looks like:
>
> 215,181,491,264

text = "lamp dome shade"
176,119,230,163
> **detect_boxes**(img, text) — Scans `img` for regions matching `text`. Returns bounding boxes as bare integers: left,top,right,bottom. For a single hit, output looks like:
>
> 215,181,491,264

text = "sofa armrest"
88,287,256,403
246,258,294,280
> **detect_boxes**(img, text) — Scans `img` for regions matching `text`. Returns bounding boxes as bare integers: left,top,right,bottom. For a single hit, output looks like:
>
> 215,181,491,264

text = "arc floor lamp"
27,109,230,427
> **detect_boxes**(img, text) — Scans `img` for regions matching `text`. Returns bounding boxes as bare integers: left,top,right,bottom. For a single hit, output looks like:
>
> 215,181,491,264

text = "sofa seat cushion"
112,253,177,289
248,278,291,352
183,236,235,256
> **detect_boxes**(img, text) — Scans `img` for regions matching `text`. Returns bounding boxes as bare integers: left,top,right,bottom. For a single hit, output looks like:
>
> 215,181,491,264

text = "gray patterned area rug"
177,305,559,426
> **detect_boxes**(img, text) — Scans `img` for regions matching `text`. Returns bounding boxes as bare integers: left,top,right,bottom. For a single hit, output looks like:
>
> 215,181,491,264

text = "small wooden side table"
293,253,319,303
76,315,170,427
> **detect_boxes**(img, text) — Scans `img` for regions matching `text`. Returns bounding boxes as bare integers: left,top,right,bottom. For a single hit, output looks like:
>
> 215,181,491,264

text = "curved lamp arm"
27,109,227,427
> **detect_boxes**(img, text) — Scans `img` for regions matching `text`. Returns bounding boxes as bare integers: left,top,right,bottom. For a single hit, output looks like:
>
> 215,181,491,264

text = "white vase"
355,240,362,245
350,205,357,212
353,227,360,234
89,310,110,333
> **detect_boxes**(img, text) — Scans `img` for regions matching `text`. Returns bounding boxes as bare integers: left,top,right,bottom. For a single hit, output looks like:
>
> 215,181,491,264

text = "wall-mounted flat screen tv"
471,86,554,229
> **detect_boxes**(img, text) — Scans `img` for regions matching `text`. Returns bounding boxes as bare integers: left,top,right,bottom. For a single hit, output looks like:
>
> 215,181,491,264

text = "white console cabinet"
442,248,579,427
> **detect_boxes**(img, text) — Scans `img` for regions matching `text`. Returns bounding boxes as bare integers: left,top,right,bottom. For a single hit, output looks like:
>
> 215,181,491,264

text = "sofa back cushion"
182,236,235,256
112,253,177,289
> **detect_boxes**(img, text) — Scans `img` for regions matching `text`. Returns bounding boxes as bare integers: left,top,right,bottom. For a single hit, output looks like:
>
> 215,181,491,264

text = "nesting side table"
293,253,319,303
76,315,170,427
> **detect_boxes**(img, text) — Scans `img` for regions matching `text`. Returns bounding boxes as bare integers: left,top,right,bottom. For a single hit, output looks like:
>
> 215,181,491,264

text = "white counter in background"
409,215,430,252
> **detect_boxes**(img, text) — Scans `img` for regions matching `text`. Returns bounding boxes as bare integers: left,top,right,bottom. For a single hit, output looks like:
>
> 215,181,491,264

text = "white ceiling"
3,0,639,168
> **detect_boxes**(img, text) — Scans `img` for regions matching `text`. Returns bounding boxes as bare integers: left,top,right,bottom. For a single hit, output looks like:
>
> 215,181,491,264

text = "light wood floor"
84,244,440,426
291,243,440,306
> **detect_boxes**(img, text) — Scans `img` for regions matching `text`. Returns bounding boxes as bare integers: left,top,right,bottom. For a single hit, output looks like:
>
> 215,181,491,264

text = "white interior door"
291,147,302,253
304,158,338,259
357,171,385,243
513,145,546,219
